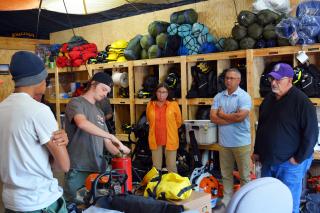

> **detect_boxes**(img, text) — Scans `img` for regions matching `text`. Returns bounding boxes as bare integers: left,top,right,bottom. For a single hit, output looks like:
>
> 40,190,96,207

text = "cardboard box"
172,191,211,213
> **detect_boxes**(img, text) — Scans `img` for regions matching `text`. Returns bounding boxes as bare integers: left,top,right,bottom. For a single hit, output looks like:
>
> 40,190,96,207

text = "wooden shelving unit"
47,44,320,158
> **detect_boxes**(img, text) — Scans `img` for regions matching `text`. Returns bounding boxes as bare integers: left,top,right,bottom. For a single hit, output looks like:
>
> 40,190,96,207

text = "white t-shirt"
0,93,62,211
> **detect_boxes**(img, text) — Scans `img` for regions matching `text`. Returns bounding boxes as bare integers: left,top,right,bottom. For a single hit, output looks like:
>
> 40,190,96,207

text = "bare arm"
210,109,231,125
74,114,131,155
217,108,249,123
74,114,115,140
46,139,70,172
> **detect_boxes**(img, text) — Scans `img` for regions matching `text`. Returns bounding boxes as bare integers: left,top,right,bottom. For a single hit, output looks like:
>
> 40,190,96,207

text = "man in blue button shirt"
210,68,252,208
253,63,318,213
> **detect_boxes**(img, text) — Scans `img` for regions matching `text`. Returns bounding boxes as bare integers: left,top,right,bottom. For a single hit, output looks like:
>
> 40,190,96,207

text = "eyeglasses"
156,91,168,94
225,77,240,81
268,77,289,83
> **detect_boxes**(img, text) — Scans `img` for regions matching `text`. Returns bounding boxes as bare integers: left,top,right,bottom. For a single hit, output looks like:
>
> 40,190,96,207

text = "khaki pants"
219,145,251,206
151,146,177,173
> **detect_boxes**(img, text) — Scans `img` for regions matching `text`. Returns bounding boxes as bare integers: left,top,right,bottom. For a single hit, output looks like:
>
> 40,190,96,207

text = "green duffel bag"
248,23,263,39
124,34,142,60
141,49,149,59
237,10,257,27
257,9,280,26
170,9,198,25
148,21,170,38
263,24,277,40
277,37,291,46
223,38,239,51
239,37,256,49
140,35,155,50
232,24,247,40
156,33,168,49
148,45,162,59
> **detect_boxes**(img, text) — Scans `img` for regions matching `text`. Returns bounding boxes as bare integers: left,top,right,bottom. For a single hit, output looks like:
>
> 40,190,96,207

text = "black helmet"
165,72,179,89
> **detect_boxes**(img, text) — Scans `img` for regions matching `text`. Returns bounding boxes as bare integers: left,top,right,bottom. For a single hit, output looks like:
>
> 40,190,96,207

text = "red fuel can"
111,157,132,192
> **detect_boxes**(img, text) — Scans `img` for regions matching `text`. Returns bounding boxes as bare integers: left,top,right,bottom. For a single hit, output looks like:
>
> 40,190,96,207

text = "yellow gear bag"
144,172,193,201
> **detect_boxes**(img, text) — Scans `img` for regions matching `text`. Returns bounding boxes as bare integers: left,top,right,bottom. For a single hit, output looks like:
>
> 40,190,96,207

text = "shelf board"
253,46,301,57
186,50,246,62
45,98,70,104
134,98,182,105
311,98,320,106
116,133,129,142
110,98,130,104
197,143,220,151
89,62,129,70
133,56,181,66
48,65,87,74
301,44,320,53
254,98,320,106
187,98,213,105
135,98,151,105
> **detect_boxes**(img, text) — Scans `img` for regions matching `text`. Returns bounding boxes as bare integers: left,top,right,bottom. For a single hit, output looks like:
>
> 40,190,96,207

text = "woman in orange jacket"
146,83,182,173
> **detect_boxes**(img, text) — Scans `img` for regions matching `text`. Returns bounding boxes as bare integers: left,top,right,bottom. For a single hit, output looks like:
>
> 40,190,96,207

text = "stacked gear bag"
224,9,289,51
124,8,220,60
186,61,218,98
88,51,108,64
276,1,320,45
168,9,221,55
55,36,98,67
106,40,128,62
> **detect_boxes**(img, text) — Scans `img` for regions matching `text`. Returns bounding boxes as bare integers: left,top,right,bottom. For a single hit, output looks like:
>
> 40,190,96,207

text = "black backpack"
186,61,217,98
129,112,152,183
297,64,320,98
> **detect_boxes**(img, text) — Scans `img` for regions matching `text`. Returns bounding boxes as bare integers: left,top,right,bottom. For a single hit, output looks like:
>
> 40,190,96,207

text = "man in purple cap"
252,63,319,213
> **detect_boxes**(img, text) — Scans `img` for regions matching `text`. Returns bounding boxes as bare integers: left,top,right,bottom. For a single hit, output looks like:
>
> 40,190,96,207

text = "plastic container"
184,120,217,144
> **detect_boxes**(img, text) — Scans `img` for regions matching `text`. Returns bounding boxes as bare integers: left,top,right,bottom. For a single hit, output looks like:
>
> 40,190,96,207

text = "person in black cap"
0,51,70,212
253,63,319,213
64,71,130,204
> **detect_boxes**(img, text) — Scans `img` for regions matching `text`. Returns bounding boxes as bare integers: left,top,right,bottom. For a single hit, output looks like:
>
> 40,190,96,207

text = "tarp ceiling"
0,0,188,15
0,0,204,39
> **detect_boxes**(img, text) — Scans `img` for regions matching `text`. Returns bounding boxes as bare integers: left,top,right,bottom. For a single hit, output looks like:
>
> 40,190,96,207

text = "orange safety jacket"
146,100,182,151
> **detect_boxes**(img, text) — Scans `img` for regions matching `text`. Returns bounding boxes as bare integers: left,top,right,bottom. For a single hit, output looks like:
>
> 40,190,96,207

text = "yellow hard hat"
111,40,128,49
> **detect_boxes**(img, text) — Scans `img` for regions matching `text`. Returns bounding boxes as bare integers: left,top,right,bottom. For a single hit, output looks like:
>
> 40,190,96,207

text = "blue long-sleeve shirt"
254,86,319,165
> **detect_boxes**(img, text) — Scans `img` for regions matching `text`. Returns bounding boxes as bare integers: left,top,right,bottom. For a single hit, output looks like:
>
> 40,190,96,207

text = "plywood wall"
0,37,50,102
51,0,253,50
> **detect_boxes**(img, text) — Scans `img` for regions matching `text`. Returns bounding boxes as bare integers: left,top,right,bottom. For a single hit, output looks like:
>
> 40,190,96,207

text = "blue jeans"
261,157,313,213
64,169,92,204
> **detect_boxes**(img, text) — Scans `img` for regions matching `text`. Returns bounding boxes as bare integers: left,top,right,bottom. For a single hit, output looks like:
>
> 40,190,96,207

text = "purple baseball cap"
268,63,294,80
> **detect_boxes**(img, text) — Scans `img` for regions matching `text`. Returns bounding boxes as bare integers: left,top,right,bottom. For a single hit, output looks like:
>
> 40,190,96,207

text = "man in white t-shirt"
0,51,70,212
